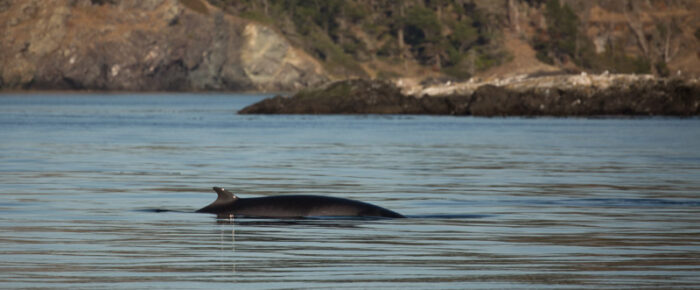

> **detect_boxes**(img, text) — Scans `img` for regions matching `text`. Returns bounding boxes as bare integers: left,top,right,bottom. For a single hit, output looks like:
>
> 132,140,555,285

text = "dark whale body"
197,187,405,218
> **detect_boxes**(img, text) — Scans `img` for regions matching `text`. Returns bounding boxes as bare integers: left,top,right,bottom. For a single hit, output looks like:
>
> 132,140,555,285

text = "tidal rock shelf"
239,77,700,117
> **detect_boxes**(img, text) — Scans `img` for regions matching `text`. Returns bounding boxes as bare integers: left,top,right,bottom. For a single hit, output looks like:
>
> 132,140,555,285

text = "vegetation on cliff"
534,0,650,74
208,0,699,80
208,0,508,79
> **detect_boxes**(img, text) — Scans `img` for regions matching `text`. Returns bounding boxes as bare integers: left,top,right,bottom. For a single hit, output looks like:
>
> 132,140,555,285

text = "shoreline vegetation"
239,74,700,117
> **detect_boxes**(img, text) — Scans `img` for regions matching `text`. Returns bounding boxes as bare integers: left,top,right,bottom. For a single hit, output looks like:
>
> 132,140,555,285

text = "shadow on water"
214,217,368,227
211,214,491,226
135,208,190,213
137,208,491,224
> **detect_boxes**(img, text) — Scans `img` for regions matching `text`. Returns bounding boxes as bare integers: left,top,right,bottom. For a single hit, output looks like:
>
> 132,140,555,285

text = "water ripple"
1,94,699,288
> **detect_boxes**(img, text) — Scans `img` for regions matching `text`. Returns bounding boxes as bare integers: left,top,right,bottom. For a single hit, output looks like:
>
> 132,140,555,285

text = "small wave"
570,198,700,208
406,214,491,219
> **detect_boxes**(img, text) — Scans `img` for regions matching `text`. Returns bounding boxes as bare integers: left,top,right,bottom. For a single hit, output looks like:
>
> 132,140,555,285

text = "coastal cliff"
0,0,327,91
239,75,700,116
2,0,698,95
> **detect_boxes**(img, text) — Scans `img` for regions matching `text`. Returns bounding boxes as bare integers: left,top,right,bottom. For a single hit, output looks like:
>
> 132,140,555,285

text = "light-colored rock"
396,73,661,97
241,23,327,91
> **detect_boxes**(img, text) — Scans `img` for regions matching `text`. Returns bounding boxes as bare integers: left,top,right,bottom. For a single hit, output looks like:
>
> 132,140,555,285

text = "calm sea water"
1,93,700,289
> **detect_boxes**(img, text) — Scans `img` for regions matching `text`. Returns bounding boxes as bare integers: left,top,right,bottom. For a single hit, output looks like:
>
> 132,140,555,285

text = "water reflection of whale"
211,214,490,225
197,187,406,219
213,217,373,228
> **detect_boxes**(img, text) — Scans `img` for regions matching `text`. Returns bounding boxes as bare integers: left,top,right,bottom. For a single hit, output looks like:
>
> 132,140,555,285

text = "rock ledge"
239,75,700,116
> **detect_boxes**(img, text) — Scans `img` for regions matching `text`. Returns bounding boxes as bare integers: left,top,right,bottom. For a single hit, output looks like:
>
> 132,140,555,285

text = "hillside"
0,0,327,91
210,0,700,80
1,0,698,91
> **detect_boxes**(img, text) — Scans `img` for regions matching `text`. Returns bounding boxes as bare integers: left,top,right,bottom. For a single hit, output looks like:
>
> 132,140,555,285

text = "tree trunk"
622,3,649,57
398,2,405,51
663,21,671,63
508,0,520,33
434,52,442,70
398,2,405,67
466,49,476,76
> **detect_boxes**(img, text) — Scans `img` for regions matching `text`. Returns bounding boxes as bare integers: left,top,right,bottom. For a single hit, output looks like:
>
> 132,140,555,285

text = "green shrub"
403,6,441,46
542,0,578,61
655,61,669,77
239,10,273,25
449,18,478,52
179,0,208,14
582,49,651,74
307,31,366,76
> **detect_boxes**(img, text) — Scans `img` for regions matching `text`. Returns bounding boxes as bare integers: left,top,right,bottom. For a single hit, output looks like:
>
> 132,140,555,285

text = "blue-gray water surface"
1,93,700,289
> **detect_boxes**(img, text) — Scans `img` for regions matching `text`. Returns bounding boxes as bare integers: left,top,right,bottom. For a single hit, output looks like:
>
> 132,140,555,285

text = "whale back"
196,187,405,218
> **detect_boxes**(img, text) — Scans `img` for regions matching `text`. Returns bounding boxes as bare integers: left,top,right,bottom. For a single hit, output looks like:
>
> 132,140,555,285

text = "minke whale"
197,187,405,219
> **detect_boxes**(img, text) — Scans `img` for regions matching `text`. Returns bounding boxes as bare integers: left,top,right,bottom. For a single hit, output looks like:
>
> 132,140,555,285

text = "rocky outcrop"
241,79,419,114
468,78,699,116
239,76,700,116
239,79,467,114
0,0,328,91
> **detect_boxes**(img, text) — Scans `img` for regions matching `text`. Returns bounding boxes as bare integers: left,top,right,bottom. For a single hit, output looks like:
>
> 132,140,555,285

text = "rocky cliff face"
0,0,328,91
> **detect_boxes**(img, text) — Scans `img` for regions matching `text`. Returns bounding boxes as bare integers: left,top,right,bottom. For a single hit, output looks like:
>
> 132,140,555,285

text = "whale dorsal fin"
212,187,237,204
196,187,239,213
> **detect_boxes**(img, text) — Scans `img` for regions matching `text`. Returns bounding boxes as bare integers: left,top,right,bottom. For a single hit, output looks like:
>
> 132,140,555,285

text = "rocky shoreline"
239,74,700,116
